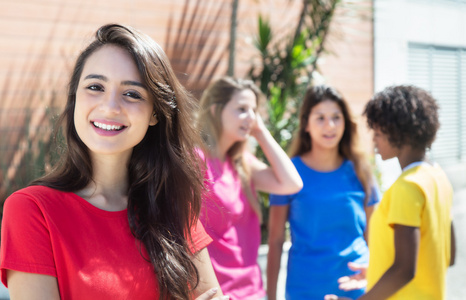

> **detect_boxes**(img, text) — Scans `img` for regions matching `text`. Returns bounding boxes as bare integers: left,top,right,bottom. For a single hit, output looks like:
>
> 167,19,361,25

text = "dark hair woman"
0,24,227,300
267,85,380,300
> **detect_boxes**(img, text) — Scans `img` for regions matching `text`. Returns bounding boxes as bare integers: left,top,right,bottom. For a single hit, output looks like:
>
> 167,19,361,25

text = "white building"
374,0,466,190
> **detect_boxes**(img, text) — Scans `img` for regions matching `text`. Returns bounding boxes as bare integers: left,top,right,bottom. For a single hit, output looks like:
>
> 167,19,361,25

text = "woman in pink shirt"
196,77,303,300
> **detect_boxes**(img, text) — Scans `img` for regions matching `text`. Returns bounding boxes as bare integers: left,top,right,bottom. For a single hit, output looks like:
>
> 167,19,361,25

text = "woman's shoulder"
290,156,303,164
338,159,358,174
6,185,67,207
11,185,60,196
3,186,67,220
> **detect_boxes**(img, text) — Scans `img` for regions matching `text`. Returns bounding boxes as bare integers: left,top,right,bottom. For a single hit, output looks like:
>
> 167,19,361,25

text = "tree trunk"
228,0,239,76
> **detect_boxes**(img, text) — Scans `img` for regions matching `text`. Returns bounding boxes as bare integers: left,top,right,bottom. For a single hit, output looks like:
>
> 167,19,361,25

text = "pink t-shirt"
1,185,212,299
199,150,265,300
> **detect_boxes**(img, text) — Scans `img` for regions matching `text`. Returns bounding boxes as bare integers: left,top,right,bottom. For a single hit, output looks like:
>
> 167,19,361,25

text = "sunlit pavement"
446,188,466,300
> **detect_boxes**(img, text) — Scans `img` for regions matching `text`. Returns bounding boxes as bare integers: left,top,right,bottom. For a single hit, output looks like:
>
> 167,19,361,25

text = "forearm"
266,241,284,300
254,129,302,193
359,264,414,299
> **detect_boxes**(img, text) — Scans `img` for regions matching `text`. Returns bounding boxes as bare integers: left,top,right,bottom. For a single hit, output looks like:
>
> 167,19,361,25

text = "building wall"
0,0,374,199
317,0,374,154
374,0,466,190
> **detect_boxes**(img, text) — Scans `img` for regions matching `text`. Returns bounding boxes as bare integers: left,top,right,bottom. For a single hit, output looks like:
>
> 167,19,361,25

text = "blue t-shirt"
270,157,380,300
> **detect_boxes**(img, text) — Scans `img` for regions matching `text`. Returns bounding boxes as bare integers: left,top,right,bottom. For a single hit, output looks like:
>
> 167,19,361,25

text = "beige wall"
317,1,374,154
0,0,374,198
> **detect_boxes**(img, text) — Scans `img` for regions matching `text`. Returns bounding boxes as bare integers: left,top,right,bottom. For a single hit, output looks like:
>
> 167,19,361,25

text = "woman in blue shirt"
267,85,380,300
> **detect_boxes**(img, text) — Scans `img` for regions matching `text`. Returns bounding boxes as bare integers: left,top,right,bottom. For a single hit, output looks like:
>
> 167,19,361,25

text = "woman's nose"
100,90,121,114
326,118,335,128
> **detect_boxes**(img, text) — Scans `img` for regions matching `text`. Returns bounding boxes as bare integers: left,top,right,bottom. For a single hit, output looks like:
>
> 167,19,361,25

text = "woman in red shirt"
1,24,226,300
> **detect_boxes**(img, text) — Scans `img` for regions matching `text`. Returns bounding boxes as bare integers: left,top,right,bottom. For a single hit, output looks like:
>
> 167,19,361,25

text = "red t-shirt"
0,185,212,299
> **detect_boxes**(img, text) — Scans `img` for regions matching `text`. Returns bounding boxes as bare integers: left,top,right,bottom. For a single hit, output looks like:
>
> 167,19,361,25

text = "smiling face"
306,99,345,151
372,127,400,160
220,89,257,143
74,45,157,158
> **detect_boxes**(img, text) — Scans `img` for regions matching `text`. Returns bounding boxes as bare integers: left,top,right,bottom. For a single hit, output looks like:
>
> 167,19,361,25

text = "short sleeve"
269,193,293,206
189,219,212,254
387,181,425,227
1,191,56,287
367,183,382,206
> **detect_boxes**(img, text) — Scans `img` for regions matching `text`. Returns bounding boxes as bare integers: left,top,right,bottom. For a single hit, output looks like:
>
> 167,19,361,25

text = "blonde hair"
197,77,263,221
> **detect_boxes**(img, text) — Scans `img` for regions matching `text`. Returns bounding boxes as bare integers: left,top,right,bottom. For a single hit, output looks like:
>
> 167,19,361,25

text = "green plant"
249,1,340,153
248,0,342,243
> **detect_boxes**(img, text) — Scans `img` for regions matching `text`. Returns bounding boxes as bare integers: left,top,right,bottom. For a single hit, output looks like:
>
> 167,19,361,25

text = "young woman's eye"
124,91,143,100
238,107,246,113
87,84,103,92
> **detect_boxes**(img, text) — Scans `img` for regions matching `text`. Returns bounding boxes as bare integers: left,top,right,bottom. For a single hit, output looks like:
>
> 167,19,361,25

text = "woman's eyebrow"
83,74,147,90
84,74,107,81
122,80,147,90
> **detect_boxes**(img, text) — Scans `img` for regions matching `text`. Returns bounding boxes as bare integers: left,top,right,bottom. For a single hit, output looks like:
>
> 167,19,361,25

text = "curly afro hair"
364,85,440,150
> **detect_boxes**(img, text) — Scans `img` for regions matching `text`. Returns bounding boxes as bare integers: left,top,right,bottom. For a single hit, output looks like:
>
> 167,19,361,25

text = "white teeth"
93,122,123,131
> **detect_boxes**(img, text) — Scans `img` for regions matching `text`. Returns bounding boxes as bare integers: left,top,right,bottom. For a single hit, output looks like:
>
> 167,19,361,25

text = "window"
408,44,466,165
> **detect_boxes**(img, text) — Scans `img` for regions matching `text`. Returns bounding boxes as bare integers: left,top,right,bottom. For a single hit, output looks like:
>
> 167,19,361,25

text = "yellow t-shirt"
367,163,453,299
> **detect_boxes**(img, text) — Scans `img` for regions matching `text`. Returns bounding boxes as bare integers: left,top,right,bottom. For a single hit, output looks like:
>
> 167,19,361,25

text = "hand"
324,295,352,300
338,262,368,291
195,288,229,300
250,113,267,138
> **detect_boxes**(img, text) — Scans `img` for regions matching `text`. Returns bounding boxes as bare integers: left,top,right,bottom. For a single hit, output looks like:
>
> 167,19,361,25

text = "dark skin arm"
358,224,419,300
326,224,420,300
450,221,456,266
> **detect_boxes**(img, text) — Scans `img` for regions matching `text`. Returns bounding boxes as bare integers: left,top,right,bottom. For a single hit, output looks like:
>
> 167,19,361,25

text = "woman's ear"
150,113,158,126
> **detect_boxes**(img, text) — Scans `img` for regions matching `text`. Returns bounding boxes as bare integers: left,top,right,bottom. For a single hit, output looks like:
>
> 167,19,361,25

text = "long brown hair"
197,77,263,221
32,24,204,299
289,85,373,204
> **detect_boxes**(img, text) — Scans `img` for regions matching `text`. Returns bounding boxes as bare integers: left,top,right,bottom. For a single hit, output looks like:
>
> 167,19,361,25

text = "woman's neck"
397,146,426,170
216,136,235,161
76,153,130,211
300,147,343,172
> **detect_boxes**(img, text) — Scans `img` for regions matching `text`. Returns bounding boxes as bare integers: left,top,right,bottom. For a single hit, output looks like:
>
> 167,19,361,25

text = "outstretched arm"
267,205,289,300
326,224,420,300
337,262,368,292
359,224,419,300
250,114,303,195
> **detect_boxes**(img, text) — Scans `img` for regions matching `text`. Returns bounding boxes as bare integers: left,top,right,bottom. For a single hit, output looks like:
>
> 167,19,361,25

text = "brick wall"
0,0,374,200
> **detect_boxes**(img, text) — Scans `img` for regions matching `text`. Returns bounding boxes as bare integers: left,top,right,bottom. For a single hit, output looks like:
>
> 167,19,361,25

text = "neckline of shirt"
69,191,128,218
402,161,432,172
297,156,347,174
